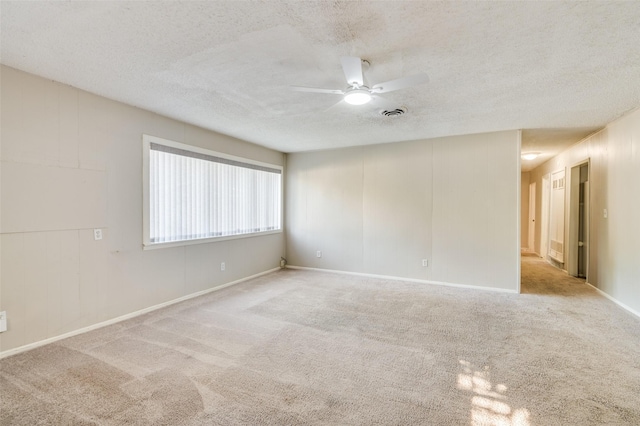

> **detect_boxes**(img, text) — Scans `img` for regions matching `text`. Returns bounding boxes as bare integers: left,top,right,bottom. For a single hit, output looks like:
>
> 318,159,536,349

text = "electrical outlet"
422,259,429,267
603,209,608,219
93,228,103,240
221,262,225,271
316,250,322,258
0,311,7,333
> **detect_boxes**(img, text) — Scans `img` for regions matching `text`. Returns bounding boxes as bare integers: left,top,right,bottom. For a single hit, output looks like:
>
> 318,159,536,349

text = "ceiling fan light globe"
522,152,540,160
344,89,372,105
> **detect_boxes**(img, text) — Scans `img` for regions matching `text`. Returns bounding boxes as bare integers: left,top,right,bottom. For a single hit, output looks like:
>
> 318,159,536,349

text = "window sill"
142,229,283,250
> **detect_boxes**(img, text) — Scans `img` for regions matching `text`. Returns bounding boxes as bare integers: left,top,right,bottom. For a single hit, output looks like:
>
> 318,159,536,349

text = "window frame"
142,134,283,250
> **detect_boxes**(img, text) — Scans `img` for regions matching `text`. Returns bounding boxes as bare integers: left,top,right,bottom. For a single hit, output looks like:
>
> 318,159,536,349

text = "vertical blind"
149,142,282,244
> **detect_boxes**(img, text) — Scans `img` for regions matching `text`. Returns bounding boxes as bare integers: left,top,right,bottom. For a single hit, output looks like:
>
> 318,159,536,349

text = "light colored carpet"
1,254,639,425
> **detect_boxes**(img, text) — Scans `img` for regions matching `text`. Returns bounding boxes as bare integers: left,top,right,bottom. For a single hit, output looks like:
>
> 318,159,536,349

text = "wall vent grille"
550,239,564,263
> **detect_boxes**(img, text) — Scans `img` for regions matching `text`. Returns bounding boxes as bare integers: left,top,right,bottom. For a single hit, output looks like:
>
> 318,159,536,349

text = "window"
143,135,282,248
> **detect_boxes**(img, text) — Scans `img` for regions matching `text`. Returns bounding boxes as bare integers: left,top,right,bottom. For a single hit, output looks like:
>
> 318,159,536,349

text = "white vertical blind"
148,142,282,244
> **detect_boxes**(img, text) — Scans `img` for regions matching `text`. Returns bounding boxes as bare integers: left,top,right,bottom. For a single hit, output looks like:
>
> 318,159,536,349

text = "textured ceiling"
2,1,639,171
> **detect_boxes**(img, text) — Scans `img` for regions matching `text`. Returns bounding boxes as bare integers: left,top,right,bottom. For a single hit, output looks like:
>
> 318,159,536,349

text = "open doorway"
568,160,590,279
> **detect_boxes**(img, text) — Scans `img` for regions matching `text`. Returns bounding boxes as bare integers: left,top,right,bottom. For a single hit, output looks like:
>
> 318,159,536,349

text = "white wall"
530,107,640,314
286,131,520,292
0,66,285,353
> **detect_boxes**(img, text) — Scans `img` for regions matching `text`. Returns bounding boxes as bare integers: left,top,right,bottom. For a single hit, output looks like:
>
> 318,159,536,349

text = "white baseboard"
586,282,640,320
286,265,518,294
0,267,281,360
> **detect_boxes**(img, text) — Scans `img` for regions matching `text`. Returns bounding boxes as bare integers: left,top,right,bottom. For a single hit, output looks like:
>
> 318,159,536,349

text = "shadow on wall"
457,360,531,426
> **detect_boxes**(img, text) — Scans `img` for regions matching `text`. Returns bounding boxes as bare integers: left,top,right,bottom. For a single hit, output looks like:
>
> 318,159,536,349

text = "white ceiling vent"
379,107,407,117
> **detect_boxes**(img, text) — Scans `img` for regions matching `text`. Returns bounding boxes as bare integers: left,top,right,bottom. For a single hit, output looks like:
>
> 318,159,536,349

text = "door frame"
567,159,590,279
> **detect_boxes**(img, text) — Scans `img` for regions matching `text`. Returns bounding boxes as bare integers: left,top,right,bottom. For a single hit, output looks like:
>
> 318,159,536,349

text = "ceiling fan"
291,56,429,111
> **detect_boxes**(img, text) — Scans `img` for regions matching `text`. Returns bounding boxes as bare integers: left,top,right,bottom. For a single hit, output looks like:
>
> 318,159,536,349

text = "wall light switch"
93,228,103,240
316,251,322,258
221,262,225,271
0,311,7,333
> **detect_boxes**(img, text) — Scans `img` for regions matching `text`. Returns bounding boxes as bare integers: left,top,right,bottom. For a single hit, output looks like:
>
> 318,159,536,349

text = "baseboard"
0,267,281,360
586,282,640,320
286,265,518,294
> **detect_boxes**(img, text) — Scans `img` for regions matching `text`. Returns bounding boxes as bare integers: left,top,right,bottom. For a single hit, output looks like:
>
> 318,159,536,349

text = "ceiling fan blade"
371,73,429,93
324,100,348,113
370,95,402,111
341,56,364,86
291,86,344,95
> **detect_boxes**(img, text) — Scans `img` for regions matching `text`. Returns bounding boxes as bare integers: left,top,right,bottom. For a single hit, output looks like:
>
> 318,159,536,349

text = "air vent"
379,107,407,117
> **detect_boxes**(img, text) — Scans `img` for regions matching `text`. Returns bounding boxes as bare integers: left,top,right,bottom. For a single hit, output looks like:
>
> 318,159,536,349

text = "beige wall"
0,66,285,353
529,107,640,314
286,131,521,292
521,172,530,250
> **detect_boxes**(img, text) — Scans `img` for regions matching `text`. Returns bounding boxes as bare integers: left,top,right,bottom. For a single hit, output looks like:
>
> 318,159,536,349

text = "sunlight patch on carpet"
458,360,531,426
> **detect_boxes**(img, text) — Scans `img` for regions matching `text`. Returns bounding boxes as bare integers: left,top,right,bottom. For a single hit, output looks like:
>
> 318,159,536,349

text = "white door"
528,182,536,253
549,169,566,263
540,174,550,259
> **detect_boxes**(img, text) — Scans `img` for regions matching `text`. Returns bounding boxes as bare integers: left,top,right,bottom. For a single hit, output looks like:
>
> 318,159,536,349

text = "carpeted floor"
1,254,639,425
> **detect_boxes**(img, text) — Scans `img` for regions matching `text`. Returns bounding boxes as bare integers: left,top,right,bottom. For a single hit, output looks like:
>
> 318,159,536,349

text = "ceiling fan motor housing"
344,87,372,105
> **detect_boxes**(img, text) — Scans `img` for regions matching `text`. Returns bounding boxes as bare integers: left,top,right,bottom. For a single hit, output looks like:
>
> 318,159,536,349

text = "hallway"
520,252,591,296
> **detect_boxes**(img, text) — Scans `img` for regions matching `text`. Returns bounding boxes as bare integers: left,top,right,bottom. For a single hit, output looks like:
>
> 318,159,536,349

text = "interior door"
540,174,550,259
549,170,565,263
528,182,536,253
